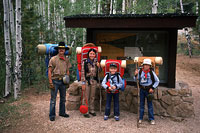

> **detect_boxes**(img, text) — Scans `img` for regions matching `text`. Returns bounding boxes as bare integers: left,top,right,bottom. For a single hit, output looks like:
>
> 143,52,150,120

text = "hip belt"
139,85,152,90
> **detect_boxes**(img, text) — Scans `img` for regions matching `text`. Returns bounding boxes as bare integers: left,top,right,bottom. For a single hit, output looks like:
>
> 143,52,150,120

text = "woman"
81,48,100,118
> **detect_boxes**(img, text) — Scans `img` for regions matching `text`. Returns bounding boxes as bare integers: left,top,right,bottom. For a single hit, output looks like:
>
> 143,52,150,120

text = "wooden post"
167,29,177,88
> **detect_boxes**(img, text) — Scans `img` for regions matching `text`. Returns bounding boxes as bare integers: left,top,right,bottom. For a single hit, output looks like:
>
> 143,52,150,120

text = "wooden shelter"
64,13,197,88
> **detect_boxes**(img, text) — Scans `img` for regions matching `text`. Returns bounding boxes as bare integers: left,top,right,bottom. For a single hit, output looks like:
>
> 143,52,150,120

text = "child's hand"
112,86,116,89
97,62,100,68
149,88,154,93
109,87,112,91
135,69,138,76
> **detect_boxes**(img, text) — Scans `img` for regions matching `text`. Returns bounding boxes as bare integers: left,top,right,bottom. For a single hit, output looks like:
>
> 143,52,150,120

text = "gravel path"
3,55,200,133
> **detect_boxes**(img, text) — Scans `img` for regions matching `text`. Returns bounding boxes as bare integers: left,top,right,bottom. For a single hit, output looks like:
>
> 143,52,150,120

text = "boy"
102,63,123,121
134,58,159,125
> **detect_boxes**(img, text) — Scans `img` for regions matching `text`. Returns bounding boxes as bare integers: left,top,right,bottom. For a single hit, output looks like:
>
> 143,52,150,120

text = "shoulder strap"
116,73,120,83
149,69,155,85
139,69,142,83
106,73,110,82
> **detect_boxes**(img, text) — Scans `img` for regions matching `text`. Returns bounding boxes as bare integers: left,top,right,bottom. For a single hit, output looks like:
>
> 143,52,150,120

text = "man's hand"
82,84,86,91
149,88,154,93
49,83,55,90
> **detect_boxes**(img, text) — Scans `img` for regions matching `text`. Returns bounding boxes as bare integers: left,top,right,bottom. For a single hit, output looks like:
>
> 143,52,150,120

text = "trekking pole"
135,62,140,128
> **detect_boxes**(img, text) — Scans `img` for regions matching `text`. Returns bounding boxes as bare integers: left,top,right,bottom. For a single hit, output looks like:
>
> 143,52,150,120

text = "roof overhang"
64,13,197,29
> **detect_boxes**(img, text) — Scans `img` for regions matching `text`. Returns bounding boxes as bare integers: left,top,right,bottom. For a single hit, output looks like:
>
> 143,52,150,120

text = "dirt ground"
2,55,200,133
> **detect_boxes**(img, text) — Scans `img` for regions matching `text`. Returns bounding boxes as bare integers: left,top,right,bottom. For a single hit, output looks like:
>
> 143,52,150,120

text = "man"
48,42,72,121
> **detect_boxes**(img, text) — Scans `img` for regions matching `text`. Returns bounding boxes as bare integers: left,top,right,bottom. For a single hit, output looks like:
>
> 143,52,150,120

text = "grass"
0,98,31,131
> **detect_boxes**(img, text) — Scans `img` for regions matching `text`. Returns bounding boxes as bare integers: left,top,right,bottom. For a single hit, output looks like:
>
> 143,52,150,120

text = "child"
134,58,159,125
102,63,123,121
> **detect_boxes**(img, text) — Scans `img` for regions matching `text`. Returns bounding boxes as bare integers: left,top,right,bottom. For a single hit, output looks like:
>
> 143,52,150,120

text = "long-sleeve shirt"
102,73,123,93
81,58,98,84
133,69,159,89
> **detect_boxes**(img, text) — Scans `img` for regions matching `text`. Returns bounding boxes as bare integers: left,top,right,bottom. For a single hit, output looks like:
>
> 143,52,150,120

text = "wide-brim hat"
55,42,69,50
142,58,152,66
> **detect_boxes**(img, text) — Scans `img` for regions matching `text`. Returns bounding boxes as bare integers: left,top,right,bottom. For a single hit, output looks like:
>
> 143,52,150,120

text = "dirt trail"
2,55,200,133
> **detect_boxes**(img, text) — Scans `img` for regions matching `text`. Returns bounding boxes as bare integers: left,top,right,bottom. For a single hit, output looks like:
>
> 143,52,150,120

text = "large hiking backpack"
76,43,102,81
36,43,71,76
100,59,127,91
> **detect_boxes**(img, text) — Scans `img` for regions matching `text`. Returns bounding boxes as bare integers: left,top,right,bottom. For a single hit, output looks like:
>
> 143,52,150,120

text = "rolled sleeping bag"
76,46,102,54
121,60,126,68
37,44,71,56
134,57,163,65
100,59,106,68
155,57,163,65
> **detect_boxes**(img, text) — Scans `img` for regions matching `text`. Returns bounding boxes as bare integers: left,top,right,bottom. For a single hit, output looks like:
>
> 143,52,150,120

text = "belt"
54,77,63,80
139,85,152,90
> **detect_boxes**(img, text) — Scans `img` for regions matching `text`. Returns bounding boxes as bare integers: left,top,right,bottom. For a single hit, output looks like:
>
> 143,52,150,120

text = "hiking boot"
59,113,69,118
138,120,142,124
104,115,109,120
84,114,90,118
89,112,96,116
150,120,156,125
50,117,55,121
114,116,119,121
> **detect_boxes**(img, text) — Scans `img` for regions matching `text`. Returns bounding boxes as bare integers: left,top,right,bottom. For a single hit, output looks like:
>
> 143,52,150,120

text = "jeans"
105,93,120,116
49,80,66,119
139,88,154,120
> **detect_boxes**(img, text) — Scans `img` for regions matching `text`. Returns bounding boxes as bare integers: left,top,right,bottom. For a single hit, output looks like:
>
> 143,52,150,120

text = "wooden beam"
65,16,197,29
167,29,177,88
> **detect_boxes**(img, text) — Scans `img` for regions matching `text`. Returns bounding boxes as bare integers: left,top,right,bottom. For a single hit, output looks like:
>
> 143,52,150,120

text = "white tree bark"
180,0,184,13
14,0,22,99
122,0,125,13
196,1,199,15
98,0,101,13
3,0,12,97
9,0,16,60
110,0,113,14
48,0,50,30
152,0,158,14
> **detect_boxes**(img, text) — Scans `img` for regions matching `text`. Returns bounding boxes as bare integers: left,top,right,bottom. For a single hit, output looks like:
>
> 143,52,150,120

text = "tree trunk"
152,0,158,14
196,1,199,15
3,0,12,97
180,0,184,13
48,0,50,30
110,0,113,14
98,0,101,13
180,0,192,58
122,0,125,13
102,0,110,14
14,0,22,99
9,0,16,60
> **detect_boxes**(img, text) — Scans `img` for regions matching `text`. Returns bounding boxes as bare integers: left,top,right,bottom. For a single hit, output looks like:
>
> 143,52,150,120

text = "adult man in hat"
134,58,159,125
48,42,72,121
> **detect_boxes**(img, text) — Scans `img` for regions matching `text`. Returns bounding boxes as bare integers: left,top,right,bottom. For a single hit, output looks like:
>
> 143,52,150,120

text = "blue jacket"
102,73,123,92
133,69,159,89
